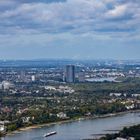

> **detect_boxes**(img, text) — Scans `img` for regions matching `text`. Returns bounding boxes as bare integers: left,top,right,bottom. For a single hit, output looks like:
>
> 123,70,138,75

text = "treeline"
100,124,140,140
72,80,140,94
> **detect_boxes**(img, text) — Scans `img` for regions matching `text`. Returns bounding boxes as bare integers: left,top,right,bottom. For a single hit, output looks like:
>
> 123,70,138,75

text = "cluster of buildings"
0,62,139,87
45,85,75,94
0,81,14,90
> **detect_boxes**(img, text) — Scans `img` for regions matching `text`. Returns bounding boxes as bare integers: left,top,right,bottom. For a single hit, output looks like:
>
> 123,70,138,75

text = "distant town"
0,60,140,138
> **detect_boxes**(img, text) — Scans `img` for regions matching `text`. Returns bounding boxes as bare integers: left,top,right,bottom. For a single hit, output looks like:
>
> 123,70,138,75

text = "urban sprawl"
0,60,140,139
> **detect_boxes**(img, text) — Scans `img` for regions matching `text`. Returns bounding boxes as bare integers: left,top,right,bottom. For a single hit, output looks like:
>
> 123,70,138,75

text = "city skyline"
0,0,140,60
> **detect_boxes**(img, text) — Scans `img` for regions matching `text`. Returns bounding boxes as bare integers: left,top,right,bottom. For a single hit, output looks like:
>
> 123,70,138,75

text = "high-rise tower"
65,65,75,83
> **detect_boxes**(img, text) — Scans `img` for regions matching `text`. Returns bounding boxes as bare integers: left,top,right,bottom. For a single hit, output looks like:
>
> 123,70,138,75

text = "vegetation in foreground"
0,78,140,134
100,124,140,140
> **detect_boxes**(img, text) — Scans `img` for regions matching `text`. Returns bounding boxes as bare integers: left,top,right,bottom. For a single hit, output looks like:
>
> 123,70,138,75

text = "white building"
0,122,5,132
115,138,127,140
2,81,14,90
31,75,36,82
115,137,134,140
22,117,30,123
132,94,140,97
45,86,56,90
110,93,122,97
57,112,67,119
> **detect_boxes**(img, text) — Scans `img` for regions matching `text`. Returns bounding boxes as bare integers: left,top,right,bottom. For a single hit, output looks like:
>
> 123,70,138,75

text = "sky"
0,0,140,60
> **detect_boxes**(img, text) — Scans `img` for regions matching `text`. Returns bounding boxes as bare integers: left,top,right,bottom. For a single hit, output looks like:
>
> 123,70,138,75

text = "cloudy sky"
0,0,140,60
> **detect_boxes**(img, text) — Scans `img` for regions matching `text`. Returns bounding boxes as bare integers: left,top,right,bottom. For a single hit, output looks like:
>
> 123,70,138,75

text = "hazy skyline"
0,0,140,60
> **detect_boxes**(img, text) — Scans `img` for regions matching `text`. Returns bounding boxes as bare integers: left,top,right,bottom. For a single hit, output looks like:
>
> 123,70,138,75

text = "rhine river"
2,112,140,140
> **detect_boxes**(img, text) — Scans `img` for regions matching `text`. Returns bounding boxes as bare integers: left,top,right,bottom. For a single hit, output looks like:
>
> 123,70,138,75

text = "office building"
65,65,75,83
78,71,85,82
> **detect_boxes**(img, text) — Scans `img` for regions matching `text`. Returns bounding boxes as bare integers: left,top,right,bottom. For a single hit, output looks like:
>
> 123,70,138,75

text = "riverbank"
97,124,140,140
5,109,140,137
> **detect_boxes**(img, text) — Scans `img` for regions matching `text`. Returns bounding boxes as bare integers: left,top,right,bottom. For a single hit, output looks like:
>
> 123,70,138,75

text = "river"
2,112,140,140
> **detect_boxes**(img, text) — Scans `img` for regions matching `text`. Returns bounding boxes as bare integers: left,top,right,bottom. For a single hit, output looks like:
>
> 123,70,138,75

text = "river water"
2,112,140,140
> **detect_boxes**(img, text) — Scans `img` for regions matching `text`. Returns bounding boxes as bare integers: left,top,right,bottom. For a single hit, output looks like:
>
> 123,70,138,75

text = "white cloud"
105,4,128,18
0,0,140,38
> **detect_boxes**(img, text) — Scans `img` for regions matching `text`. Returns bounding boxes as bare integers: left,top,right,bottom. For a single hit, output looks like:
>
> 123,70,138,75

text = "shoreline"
5,109,140,136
